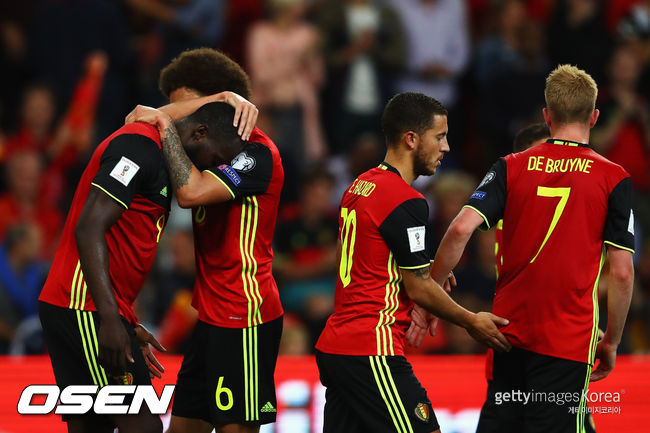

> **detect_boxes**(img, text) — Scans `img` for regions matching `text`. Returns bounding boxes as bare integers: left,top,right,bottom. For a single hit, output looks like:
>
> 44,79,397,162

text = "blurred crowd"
0,0,649,357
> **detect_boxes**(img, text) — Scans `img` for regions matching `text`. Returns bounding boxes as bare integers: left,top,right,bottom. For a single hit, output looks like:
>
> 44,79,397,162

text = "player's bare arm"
401,265,511,352
125,91,258,141
430,207,484,284
130,107,234,207
591,247,634,382
406,267,455,348
75,187,133,376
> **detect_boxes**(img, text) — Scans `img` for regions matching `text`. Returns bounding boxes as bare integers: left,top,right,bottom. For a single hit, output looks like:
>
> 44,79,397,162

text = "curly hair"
159,48,252,100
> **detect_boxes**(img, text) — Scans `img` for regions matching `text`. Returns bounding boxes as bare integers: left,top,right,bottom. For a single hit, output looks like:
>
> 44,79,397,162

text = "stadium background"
0,0,648,431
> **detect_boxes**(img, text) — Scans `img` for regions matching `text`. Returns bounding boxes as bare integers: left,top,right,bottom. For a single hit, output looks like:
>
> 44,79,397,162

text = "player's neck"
550,124,591,145
384,150,417,185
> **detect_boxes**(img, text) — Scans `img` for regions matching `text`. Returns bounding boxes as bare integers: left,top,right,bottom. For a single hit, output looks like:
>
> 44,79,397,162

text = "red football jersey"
190,127,284,328
316,163,430,356
466,139,635,364
39,123,171,325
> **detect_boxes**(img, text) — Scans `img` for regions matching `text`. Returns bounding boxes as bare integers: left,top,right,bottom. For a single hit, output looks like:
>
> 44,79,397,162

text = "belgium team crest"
414,402,430,422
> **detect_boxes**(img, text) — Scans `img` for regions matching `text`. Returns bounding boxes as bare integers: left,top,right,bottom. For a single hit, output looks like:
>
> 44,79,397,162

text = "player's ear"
405,131,417,150
542,108,552,129
192,124,209,142
589,109,600,128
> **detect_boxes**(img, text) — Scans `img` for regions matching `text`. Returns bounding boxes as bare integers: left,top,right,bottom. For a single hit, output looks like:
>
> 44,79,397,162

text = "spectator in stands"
317,0,405,153
389,0,469,109
3,52,107,207
0,151,62,259
327,131,383,207
247,0,325,201
27,0,129,140
0,223,46,354
617,0,650,95
547,0,612,85
154,228,197,353
475,0,548,160
274,168,338,348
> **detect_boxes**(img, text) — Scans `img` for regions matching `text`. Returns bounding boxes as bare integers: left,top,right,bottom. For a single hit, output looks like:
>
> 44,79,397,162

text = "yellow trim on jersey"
204,170,236,200
398,263,430,270
91,182,128,209
375,253,401,356
239,196,262,327
69,261,81,309
369,356,414,433
463,205,491,230
550,139,579,147
587,249,606,365
69,261,87,311
603,240,634,254
249,197,263,325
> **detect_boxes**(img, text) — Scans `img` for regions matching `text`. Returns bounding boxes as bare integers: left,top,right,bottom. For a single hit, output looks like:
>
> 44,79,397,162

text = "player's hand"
125,105,172,131
590,340,617,382
134,324,166,379
212,91,258,141
97,316,134,377
406,304,438,348
465,312,511,353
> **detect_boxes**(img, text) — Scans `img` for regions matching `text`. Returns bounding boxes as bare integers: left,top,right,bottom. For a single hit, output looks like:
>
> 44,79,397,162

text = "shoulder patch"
628,210,635,235
218,164,242,186
109,156,140,186
471,191,487,200
232,152,256,172
407,226,426,253
477,171,495,189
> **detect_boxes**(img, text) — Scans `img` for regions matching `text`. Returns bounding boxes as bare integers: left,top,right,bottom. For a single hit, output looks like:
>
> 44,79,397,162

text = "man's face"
175,121,215,170
413,114,449,177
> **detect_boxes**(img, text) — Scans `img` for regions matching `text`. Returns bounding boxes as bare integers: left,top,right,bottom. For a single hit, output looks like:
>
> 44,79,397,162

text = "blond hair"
544,65,598,124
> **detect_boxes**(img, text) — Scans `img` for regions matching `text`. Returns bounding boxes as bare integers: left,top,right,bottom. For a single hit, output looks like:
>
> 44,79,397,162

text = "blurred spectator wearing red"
0,151,62,259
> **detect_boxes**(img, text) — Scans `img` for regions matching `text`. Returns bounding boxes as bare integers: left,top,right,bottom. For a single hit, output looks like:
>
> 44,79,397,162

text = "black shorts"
477,347,593,433
38,301,151,422
172,316,283,426
316,351,439,433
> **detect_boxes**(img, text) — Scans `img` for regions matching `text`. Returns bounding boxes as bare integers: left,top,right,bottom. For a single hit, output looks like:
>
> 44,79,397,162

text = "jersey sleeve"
205,142,273,200
464,158,507,231
92,134,161,209
378,198,430,269
603,177,635,253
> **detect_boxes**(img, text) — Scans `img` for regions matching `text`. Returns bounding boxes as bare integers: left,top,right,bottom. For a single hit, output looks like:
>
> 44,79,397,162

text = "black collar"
545,139,590,148
378,162,402,177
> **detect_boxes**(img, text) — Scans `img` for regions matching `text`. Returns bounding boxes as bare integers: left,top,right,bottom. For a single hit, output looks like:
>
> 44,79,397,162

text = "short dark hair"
381,92,448,147
182,102,243,147
159,48,252,99
513,123,549,152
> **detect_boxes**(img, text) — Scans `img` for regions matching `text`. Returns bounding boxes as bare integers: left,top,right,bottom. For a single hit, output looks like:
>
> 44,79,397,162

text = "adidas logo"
160,186,168,197
260,402,276,413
